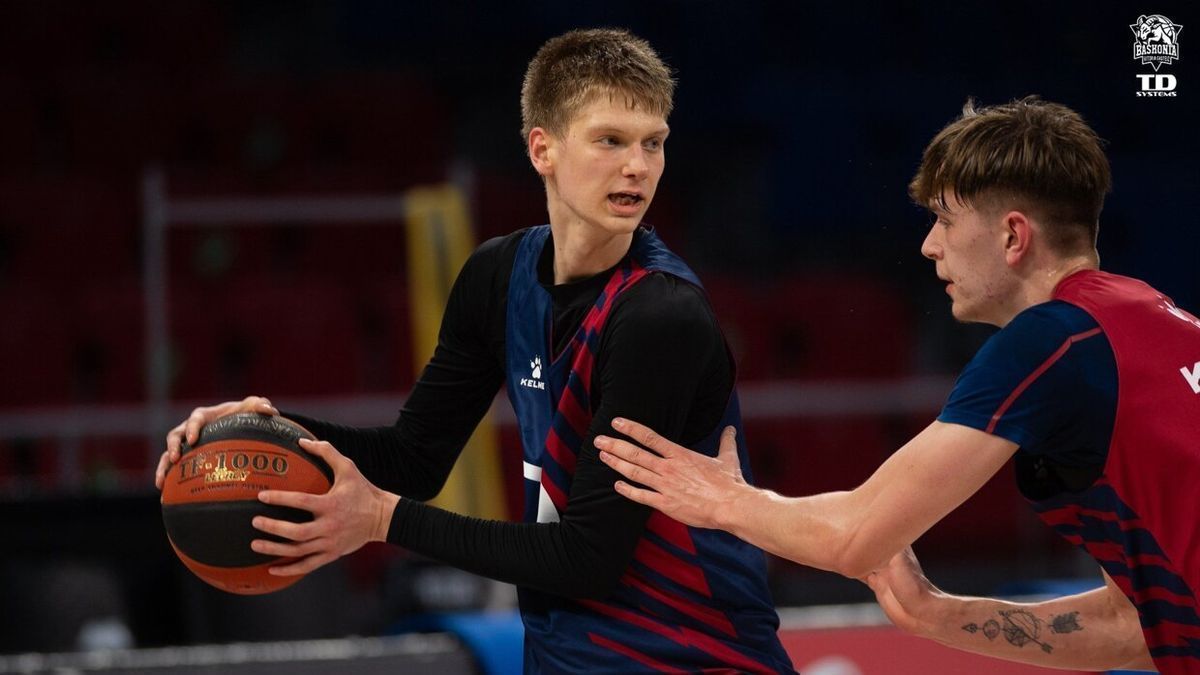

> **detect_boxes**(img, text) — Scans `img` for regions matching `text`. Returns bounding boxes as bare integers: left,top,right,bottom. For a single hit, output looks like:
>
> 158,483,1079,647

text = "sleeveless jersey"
1035,270,1200,673
505,225,794,674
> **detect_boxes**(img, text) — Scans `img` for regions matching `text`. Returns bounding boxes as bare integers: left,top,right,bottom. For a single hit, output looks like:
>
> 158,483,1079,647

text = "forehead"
929,189,975,216
565,90,669,133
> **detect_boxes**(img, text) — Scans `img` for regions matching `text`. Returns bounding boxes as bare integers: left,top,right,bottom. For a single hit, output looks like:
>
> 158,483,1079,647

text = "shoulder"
464,229,530,275
942,300,1115,447
973,301,1104,372
611,273,718,334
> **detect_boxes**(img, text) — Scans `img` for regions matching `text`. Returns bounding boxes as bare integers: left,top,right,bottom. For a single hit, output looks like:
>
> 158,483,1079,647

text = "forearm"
724,422,1020,578
387,497,644,599
722,487,881,576
282,415,453,500
913,588,1152,671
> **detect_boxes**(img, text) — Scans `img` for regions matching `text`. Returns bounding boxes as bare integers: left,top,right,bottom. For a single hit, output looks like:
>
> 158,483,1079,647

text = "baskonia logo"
1131,14,1182,71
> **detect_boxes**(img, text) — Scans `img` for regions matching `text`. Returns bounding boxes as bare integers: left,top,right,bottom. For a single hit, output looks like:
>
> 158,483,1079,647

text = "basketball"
161,413,333,595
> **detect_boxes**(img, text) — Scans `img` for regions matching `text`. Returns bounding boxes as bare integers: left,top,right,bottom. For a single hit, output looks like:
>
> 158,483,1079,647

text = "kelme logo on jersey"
520,355,545,390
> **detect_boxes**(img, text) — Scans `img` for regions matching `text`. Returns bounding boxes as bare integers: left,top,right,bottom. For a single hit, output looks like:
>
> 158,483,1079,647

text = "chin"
599,217,643,235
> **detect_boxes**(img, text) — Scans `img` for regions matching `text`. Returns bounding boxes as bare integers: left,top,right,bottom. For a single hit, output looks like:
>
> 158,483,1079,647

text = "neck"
548,222,634,284
1003,252,1099,325
1044,253,1099,290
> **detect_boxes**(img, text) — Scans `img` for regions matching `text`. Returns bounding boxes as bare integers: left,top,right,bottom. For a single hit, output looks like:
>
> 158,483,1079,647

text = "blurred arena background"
0,1,1195,673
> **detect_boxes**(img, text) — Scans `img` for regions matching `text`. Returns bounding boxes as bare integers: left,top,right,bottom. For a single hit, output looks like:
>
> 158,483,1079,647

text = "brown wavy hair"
520,28,675,141
909,96,1112,253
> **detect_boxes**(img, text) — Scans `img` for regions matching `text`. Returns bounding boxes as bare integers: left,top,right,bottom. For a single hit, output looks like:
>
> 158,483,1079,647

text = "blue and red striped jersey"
505,225,794,674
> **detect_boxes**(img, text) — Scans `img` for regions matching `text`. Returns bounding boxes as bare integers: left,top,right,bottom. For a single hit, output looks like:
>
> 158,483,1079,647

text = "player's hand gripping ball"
160,413,333,594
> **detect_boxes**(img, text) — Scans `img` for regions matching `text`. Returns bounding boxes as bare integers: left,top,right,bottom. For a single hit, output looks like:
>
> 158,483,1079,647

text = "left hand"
594,417,751,529
864,546,945,638
251,438,400,576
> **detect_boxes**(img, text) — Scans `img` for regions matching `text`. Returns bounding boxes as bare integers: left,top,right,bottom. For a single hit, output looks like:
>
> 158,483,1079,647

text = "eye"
643,138,663,152
598,136,620,147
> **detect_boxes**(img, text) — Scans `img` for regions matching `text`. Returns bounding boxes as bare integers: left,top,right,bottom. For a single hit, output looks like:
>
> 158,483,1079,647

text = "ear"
528,127,554,177
1001,210,1034,266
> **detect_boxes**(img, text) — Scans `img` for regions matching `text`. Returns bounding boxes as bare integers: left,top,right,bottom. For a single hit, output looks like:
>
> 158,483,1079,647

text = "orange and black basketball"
161,413,333,595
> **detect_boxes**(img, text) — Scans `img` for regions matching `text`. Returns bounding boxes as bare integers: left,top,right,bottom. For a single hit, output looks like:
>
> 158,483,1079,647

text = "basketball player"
596,97,1200,672
156,28,794,674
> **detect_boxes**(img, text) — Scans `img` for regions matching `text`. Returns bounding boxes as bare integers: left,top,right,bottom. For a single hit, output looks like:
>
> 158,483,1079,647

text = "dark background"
0,0,1196,655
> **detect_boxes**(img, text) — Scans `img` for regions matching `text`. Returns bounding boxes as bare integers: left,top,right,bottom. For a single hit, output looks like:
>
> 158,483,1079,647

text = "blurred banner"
781,626,1093,675
405,185,507,520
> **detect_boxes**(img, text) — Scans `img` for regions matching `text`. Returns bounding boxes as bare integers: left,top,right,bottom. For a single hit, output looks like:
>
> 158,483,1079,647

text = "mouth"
608,192,645,212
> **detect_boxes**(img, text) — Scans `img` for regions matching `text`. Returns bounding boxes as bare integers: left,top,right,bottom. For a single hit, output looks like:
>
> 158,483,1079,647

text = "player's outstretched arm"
867,548,1154,671
598,418,1019,578
251,437,400,577
155,396,279,489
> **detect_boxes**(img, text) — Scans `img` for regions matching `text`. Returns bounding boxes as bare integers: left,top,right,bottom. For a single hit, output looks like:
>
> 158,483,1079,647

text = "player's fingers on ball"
251,515,310,542
155,454,171,487
185,410,207,444
253,396,277,414
250,538,296,557
298,438,341,463
257,489,320,513
269,554,329,577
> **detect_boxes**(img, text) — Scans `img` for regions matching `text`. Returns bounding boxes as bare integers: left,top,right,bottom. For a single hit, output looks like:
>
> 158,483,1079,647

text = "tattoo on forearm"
962,610,1082,654
1049,611,1082,634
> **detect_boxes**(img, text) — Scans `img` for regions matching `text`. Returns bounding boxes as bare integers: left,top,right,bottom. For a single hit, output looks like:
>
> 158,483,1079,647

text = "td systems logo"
1131,14,1182,96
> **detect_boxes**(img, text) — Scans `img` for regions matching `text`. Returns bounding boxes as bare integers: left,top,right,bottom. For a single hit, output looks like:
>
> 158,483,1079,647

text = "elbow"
570,561,627,600
829,551,879,581
407,484,442,502
402,465,450,502
827,527,892,580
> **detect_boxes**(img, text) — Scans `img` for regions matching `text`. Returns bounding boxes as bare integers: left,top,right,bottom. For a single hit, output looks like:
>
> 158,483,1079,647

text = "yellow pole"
404,185,507,519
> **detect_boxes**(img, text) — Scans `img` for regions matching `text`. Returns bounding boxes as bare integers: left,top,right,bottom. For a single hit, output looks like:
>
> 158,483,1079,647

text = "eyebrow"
588,125,670,137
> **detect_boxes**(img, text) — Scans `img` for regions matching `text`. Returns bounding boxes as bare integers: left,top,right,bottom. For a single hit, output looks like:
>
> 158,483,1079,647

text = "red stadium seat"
767,274,914,379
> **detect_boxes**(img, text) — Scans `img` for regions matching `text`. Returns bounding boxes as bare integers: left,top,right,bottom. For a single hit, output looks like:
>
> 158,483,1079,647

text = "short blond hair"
520,28,675,141
909,97,1112,253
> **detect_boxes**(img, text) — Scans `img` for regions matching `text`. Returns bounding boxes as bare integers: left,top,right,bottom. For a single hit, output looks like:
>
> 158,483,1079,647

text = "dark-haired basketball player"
157,28,794,674
597,97,1200,673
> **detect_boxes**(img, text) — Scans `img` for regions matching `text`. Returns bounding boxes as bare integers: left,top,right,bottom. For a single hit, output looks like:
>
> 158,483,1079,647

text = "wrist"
913,589,959,642
716,481,760,534
373,490,401,542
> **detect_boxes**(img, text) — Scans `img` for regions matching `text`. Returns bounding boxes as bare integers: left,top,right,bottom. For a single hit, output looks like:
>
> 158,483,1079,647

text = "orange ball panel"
168,540,302,595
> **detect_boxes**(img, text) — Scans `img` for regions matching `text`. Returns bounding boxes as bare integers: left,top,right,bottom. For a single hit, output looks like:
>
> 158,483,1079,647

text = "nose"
920,224,942,260
623,146,649,181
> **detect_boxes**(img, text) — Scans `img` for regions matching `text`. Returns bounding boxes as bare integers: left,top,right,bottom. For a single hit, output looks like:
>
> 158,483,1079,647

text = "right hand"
155,396,278,490
594,418,748,530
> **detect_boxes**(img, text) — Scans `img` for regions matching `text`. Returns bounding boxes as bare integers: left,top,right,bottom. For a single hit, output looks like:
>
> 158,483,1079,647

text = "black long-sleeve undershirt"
287,228,732,599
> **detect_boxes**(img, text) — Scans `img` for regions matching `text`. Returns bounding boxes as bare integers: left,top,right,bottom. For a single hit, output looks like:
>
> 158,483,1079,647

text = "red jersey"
1036,270,1200,672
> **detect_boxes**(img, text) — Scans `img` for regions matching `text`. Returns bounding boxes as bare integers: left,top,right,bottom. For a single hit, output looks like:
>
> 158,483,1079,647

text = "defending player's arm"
867,548,1154,671
598,417,1017,578
598,303,1110,579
